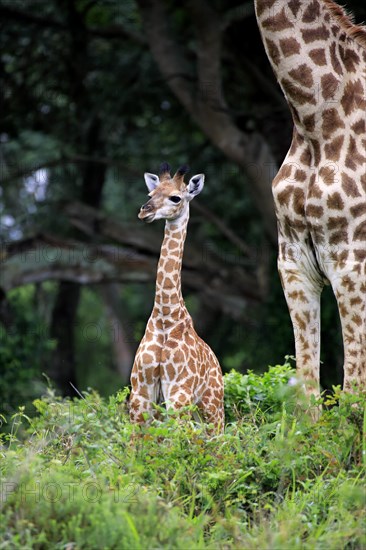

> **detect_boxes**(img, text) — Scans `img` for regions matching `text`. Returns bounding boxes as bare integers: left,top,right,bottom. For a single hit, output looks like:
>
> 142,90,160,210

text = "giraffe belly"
273,160,366,281
272,161,326,286
305,169,366,272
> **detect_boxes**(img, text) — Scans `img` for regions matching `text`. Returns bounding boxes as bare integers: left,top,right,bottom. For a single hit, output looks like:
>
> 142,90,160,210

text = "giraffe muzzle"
138,203,155,223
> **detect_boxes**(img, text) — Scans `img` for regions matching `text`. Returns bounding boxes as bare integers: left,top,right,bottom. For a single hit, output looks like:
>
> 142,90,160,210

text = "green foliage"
0,287,54,416
1,365,365,549
224,359,300,422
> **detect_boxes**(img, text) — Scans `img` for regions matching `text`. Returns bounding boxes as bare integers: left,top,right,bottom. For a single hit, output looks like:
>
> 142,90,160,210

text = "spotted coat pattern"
129,167,224,432
255,0,366,396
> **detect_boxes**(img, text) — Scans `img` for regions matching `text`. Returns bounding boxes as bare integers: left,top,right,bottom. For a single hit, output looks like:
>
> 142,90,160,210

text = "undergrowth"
1,362,365,549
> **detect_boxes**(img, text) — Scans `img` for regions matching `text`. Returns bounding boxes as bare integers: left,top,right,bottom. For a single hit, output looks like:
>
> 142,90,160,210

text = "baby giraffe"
129,162,224,433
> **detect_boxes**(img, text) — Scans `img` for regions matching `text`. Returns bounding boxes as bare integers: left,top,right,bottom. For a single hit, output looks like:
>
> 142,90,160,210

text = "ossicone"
159,161,171,177
175,165,189,178
174,164,189,181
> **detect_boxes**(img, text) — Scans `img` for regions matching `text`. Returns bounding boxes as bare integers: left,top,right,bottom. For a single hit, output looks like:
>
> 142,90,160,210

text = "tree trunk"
48,281,80,395
99,283,135,384
49,115,106,395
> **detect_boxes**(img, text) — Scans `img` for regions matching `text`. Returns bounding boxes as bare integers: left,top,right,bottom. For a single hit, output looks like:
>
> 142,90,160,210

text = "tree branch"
62,200,256,273
2,153,255,261
1,232,261,318
1,233,155,291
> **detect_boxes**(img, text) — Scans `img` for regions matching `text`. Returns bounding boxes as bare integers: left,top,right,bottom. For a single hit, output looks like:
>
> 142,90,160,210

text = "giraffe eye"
169,196,181,204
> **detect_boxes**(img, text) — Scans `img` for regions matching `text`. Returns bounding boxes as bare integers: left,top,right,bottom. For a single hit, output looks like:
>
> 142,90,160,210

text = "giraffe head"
139,162,204,223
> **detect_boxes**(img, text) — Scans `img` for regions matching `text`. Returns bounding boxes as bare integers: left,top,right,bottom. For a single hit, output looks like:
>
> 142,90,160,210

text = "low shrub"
1,364,365,549
224,359,302,422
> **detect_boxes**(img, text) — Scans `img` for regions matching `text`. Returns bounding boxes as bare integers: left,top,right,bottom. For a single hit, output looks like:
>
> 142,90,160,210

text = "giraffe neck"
255,0,366,136
153,206,189,323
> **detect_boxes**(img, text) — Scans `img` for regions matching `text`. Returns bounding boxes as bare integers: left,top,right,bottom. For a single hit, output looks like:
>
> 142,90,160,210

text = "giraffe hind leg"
129,392,155,424
278,259,324,401
129,369,161,425
329,263,366,393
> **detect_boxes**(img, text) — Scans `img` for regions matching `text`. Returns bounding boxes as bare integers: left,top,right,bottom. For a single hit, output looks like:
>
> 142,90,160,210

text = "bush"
1,364,365,549
223,359,301,422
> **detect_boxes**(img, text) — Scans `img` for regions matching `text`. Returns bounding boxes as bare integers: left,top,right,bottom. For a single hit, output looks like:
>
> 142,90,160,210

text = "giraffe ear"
187,174,204,199
144,173,159,192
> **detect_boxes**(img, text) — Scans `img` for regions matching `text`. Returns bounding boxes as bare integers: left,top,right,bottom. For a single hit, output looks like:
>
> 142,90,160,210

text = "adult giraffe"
254,0,366,399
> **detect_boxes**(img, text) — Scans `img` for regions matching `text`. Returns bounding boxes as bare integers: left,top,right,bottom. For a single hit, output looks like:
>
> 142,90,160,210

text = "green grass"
1,364,365,549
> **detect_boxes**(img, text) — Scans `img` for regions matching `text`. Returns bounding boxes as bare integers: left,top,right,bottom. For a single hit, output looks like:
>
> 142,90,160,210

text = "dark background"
1,0,365,413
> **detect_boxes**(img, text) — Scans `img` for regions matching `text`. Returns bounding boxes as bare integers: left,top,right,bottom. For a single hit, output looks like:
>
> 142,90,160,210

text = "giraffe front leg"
129,391,154,424
129,333,162,426
129,364,158,425
279,259,324,408
329,264,366,395
165,386,224,434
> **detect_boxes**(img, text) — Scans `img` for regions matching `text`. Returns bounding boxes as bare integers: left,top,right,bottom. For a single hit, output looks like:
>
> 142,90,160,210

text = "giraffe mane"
324,0,366,49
